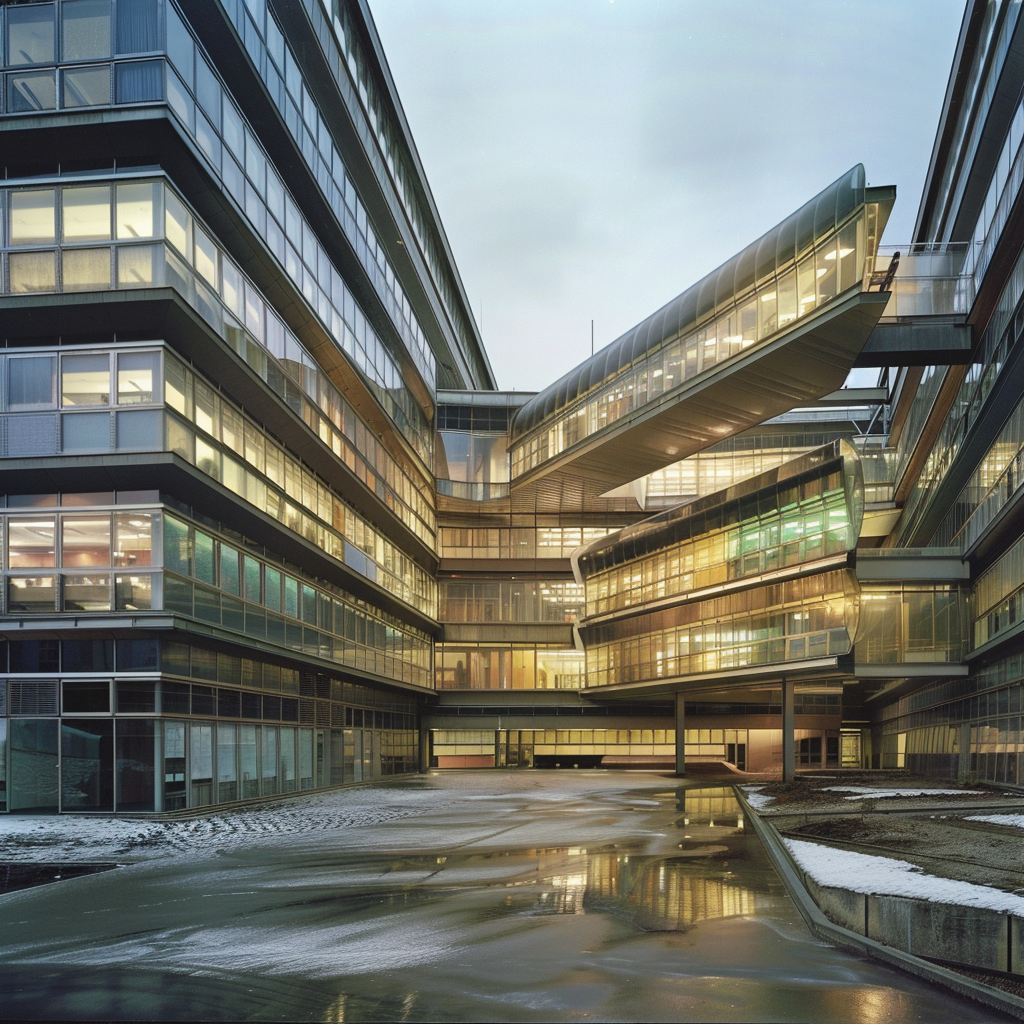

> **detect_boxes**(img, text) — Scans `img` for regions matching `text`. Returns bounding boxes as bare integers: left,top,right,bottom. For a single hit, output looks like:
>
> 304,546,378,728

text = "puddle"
0,862,118,895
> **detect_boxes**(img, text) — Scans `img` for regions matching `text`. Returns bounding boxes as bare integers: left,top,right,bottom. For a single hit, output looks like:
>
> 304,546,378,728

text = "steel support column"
782,677,795,782
675,692,686,777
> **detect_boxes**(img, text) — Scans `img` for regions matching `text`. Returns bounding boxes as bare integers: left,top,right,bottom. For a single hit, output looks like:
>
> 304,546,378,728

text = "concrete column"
782,677,795,782
674,693,686,776
418,720,430,773
153,719,164,813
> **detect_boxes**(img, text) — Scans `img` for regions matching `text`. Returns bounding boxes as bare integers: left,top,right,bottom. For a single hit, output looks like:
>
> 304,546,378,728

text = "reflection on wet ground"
0,774,1010,1022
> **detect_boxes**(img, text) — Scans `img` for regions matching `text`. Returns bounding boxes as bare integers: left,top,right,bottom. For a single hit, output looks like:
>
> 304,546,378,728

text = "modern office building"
0,0,1019,813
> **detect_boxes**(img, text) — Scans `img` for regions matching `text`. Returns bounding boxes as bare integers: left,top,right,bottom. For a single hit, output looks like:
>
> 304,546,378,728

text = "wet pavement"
0,771,1008,1021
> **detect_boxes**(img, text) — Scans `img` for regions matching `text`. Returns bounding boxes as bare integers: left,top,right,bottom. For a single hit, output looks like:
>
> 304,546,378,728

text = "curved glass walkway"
509,166,894,506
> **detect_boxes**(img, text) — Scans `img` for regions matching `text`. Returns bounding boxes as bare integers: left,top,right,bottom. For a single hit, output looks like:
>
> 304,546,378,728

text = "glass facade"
435,644,584,690
0,1,436,462
856,585,969,665
2,636,418,811
439,524,618,561
440,580,583,624
0,178,437,546
162,511,431,686
309,0,486,385
0,342,435,616
0,495,430,685
583,569,858,687
582,458,861,618
575,443,862,689
509,167,875,479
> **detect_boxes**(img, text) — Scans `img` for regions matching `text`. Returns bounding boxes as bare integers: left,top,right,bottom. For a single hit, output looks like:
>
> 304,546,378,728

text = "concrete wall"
805,875,1018,973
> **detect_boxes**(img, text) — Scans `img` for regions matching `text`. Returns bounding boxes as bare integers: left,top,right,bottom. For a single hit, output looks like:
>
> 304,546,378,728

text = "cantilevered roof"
511,166,867,440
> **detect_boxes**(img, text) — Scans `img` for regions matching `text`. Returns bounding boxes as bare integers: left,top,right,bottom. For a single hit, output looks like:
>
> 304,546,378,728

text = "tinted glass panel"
62,0,112,60
7,6,55,65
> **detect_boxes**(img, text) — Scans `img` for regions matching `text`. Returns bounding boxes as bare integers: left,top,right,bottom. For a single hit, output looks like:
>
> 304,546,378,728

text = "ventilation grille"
9,679,59,716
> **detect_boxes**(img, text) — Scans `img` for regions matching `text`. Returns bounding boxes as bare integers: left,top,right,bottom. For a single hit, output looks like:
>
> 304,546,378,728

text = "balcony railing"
871,244,974,319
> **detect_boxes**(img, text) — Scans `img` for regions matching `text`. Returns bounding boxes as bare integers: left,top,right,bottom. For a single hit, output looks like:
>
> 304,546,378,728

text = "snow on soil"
740,785,774,809
822,786,985,800
785,838,1024,913
967,813,1024,829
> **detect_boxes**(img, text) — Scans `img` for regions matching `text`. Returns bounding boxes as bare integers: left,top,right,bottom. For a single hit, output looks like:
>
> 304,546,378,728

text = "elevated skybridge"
508,166,894,507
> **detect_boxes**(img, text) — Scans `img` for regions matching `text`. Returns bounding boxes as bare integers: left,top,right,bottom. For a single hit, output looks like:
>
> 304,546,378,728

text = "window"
64,573,111,610
62,353,110,405
8,576,56,612
7,5,55,66
8,518,56,567
63,411,110,451
220,544,239,594
8,70,57,111
115,0,159,54
115,408,160,448
8,356,56,410
115,572,151,609
193,224,217,286
62,64,110,106
162,515,190,575
62,248,111,290
10,190,56,245
116,244,155,286
62,0,112,60
62,186,111,241
64,638,114,671
113,512,153,567
62,516,111,566
62,679,110,713
116,182,158,239
164,189,190,255
114,58,161,102
117,350,158,404
8,250,56,292
194,530,215,585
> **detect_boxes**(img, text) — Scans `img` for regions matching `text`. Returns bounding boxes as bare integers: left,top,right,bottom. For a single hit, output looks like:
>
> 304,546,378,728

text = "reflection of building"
1,0,1023,811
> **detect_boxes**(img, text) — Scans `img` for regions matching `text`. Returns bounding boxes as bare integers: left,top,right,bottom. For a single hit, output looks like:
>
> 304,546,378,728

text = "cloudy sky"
370,0,966,393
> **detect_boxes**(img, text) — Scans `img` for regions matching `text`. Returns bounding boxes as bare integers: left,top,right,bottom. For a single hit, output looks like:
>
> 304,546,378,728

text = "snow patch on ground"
740,785,774,809
0,771,678,863
822,786,985,800
966,813,1024,830
0,792,422,862
784,838,1024,913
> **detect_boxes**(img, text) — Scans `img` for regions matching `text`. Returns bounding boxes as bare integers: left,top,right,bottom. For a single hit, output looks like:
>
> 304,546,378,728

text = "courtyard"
0,771,1005,1021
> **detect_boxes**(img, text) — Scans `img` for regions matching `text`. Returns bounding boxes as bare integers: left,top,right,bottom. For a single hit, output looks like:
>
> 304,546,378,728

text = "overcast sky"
369,0,966,393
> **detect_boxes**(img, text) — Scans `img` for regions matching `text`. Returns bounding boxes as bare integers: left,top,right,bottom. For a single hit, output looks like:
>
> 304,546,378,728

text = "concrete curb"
734,786,1024,1021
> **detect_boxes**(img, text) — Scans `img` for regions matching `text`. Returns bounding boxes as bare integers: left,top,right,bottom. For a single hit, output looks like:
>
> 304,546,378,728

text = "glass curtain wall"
0,338,436,616
0,175,436,548
0,0,438,458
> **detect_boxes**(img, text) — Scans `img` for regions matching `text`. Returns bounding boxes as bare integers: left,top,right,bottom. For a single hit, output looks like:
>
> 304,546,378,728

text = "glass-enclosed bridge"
508,166,895,507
